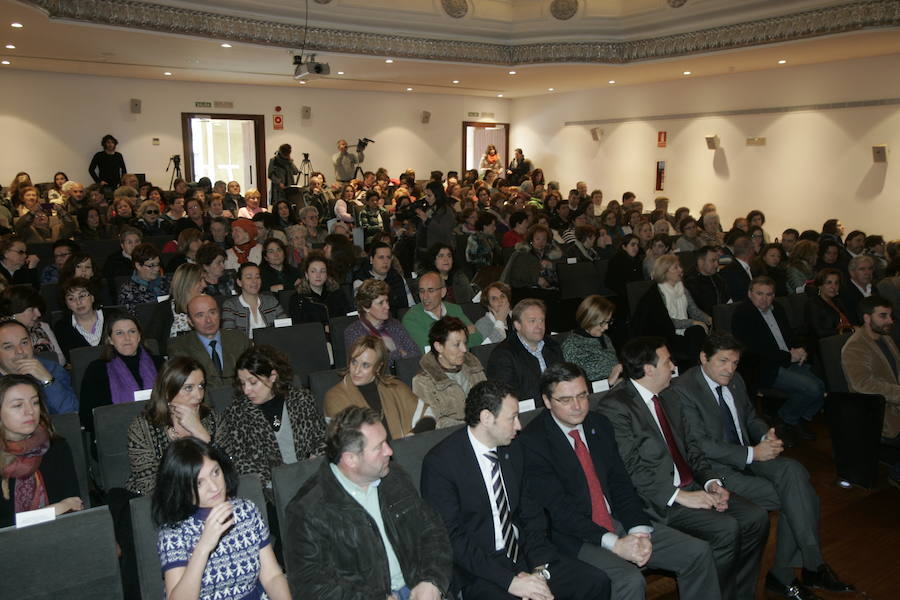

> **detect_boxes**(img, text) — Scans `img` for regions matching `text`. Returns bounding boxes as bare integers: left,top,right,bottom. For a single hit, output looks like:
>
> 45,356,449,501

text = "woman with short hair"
806,268,854,339
562,295,622,383
117,243,169,311
196,242,236,297
52,277,107,361
412,317,486,429
474,281,512,343
135,199,172,236
0,284,64,363
343,279,419,368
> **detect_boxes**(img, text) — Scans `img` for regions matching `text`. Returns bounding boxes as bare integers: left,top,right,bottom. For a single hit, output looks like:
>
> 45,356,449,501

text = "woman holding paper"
0,373,83,528
562,295,622,384
79,311,164,432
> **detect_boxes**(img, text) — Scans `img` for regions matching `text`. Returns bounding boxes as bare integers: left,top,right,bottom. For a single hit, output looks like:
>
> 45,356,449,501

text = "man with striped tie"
421,380,611,600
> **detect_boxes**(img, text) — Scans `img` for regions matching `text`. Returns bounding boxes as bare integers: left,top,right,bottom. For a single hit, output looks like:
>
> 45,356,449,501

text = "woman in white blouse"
221,263,286,339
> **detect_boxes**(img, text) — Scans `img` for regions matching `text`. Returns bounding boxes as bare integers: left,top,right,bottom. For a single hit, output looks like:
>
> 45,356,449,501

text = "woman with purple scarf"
79,311,164,433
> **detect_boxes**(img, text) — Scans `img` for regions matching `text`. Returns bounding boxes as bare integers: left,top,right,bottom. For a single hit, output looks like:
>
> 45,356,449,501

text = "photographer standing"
332,138,364,184
268,143,299,205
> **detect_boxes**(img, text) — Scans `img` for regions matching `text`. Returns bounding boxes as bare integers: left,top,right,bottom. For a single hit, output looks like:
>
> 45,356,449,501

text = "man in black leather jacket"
285,406,452,599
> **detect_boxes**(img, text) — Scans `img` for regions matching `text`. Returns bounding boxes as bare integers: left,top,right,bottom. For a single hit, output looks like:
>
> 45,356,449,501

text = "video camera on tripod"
356,137,375,153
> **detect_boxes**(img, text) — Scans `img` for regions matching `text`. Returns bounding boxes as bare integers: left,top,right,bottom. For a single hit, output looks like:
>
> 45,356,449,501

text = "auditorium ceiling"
2,0,900,97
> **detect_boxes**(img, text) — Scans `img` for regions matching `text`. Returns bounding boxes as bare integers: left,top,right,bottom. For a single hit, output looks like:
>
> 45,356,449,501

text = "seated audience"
79,311,164,432
633,254,711,369
806,268,854,339
290,251,352,328
465,212,500,269
352,242,413,315
52,277,106,361
683,245,731,316
670,332,854,598
260,237,302,293
237,187,265,219
1,284,64,363
785,240,818,294
487,298,562,402
720,233,754,301
221,263,287,339
0,236,39,287
425,243,474,304
412,317,487,429
562,294,622,383
732,277,825,444
563,224,599,262
344,279,419,368
134,199,171,236
218,345,325,490
147,263,205,354
284,405,452,599
751,243,789,297
474,281,512,343
101,227,142,287
877,259,900,314
504,224,561,289
59,252,97,286
152,437,290,600
164,228,203,272
815,239,844,275
596,337,768,600
501,210,529,248
420,380,611,600
674,216,703,252
642,233,672,279
325,335,433,438
39,239,78,285
839,254,875,326
0,319,76,414
225,218,263,270
174,196,210,235
77,208,112,240
605,234,644,303
168,295,252,387
196,242,236,297
117,242,169,311
0,374,83,528
402,271,483,352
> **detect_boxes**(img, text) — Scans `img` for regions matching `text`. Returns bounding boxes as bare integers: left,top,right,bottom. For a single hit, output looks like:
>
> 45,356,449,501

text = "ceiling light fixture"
508,70,516,75
385,59,394,64
406,87,413,91
337,71,344,75
299,80,307,84
1,60,9,65
451,80,459,84
778,59,787,64
608,80,616,84
220,43,232,48
5,44,14,49
497,94,504,97
683,70,692,75
10,23,23,28
163,71,172,76
547,87,555,91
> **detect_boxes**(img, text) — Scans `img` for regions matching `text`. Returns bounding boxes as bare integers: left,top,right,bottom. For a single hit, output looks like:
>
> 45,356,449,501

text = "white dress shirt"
467,427,518,552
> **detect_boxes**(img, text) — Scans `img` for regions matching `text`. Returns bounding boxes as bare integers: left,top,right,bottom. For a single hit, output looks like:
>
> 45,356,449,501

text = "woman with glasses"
0,236,39,287
0,284,66,364
52,277,107,362
117,243,170,312
135,199,172,236
562,295,623,384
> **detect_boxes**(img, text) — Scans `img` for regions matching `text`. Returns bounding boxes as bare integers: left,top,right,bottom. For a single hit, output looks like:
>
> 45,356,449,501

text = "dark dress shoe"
802,564,855,593
795,421,817,441
775,423,799,448
765,573,822,600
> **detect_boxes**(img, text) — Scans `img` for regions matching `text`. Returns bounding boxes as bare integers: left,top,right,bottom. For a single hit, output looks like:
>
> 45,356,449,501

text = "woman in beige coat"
412,317,487,428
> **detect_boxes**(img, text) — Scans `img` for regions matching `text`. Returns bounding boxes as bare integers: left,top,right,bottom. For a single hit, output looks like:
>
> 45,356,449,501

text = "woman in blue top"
152,437,290,600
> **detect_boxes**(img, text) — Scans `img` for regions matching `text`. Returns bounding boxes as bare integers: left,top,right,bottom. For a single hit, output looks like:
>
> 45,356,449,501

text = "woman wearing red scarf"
1,374,82,527
479,144,502,179
225,218,263,270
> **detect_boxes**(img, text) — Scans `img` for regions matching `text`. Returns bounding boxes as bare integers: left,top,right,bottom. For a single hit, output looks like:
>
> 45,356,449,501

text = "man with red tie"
596,337,769,600
521,362,720,600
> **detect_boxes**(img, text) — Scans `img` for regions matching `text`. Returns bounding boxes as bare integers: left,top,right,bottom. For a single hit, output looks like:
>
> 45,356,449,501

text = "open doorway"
462,121,510,177
181,113,267,205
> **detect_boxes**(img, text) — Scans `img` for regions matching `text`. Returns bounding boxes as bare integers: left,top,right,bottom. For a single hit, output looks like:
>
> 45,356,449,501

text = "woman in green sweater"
562,295,623,384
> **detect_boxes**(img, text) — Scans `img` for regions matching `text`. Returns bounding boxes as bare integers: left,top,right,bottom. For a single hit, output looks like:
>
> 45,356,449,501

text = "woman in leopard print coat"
216,345,326,496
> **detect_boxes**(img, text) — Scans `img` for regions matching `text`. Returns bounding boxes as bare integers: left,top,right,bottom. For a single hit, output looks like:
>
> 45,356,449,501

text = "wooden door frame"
461,121,510,175
180,112,268,204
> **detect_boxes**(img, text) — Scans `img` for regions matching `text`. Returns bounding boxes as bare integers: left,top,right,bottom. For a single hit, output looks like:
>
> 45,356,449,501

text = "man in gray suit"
668,332,853,600
167,294,251,387
596,336,768,600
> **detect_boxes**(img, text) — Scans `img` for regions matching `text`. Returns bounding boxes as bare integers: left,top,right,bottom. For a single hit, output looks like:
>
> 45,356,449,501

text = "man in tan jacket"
841,295,900,488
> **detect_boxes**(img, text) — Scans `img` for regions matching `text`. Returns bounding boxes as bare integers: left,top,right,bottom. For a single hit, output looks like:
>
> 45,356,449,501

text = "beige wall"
0,70,508,190
510,53,900,237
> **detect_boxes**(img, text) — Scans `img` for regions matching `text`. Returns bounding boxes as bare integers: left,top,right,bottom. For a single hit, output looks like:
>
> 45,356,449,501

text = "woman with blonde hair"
237,188,266,219
479,144,503,178
135,199,171,236
325,335,433,438
147,263,206,351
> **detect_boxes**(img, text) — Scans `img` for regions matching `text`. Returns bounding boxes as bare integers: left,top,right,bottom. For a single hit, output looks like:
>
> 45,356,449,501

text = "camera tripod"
166,154,183,190
299,153,314,187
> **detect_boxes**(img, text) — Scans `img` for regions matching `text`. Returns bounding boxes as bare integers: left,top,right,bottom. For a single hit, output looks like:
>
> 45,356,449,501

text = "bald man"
401,271,483,352
167,295,251,387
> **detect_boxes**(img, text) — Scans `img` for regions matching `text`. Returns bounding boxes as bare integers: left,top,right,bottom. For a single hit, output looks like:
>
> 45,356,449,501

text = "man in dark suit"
732,276,825,442
838,254,875,326
670,332,854,600
684,245,731,316
167,294,251,387
520,362,720,600
719,234,754,301
421,380,611,600
487,299,563,402
596,337,768,600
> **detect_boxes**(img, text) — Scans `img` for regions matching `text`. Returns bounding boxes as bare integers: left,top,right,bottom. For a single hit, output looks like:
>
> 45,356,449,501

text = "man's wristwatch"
531,563,551,581
41,376,54,387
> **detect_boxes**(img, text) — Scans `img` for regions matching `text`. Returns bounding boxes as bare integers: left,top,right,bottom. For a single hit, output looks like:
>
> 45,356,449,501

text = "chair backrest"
329,315,358,368
819,333,852,393
207,385,235,414
395,355,420,387
277,289,296,313
557,261,605,300
40,282,62,314
254,322,330,385
677,250,698,271
71,345,103,397
712,301,742,333
93,400,149,490
133,301,160,335
459,301,487,323
50,412,91,508
593,259,610,293
271,456,326,560
309,369,342,415
130,474,268,600
390,425,460,493
469,342,498,366
626,280,654,316
0,506,123,599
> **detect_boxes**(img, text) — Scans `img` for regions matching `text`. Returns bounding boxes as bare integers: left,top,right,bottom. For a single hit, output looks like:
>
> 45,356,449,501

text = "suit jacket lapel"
459,432,493,513
626,381,668,448
542,411,591,502
498,446,518,514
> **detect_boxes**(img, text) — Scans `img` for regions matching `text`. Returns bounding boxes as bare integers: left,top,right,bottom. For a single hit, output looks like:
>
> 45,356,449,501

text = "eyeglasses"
142,261,161,268
144,209,159,214
65,293,91,302
550,391,589,405
597,318,614,327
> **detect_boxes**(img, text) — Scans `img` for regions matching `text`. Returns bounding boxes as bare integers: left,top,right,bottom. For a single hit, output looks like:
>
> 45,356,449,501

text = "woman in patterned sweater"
153,437,290,600
562,295,623,384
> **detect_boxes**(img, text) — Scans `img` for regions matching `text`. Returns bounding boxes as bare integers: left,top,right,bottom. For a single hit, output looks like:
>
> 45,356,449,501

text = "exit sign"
195,101,212,108
467,112,480,117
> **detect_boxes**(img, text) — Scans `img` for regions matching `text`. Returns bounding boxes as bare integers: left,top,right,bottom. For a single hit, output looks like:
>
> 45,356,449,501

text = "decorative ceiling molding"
23,0,900,66
549,0,579,21
441,0,469,19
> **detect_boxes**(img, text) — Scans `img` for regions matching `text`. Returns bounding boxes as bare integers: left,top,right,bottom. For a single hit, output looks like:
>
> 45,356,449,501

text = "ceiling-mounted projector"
293,54,330,80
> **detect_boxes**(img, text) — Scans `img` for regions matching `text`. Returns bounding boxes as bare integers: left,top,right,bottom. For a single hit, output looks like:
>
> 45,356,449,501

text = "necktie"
650,395,694,487
716,386,742,445
568,430,615,532
209,340,223,374
484,451,519,563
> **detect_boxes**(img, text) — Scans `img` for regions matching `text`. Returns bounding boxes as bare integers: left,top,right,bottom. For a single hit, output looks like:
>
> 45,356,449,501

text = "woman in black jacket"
805,268,854,339
605,234,644,301
260,238,302,293
290,251,351,328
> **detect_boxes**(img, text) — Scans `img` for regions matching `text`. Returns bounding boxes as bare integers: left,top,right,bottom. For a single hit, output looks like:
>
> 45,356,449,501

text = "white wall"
0,70,509,190
511,53,900,237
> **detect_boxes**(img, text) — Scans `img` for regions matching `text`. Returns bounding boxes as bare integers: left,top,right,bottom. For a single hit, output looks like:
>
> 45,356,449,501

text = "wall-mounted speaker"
130,99,142,114
705,135,719,149
873,145,887,162
301,106,312,119
421,110,431,124
590,127,603,141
